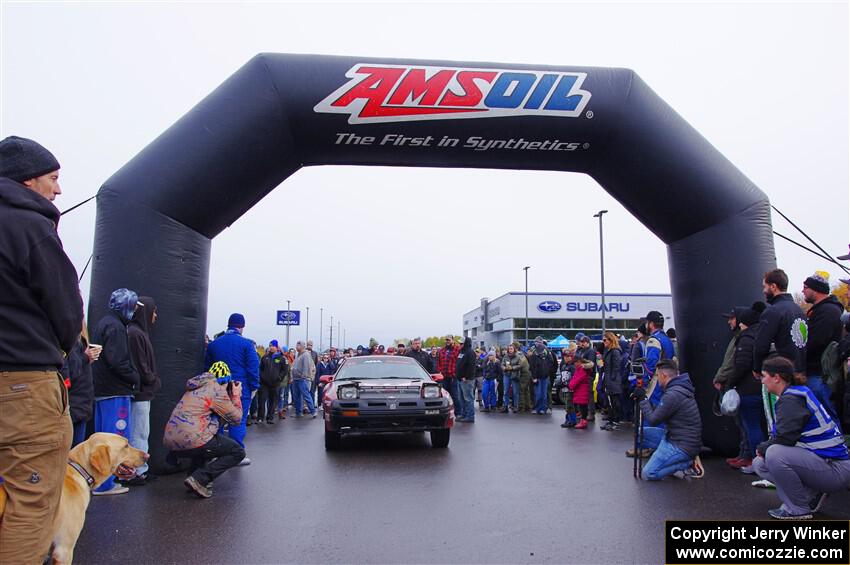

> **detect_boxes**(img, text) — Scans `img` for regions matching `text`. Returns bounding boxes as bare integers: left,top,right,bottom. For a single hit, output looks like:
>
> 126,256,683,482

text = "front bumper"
326,399,453,434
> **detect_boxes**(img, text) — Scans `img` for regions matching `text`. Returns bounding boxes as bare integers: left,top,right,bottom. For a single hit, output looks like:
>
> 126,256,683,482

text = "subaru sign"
276,310,301,326
537,301,562,313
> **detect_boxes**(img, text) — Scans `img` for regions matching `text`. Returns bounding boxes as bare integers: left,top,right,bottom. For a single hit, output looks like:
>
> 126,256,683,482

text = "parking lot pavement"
74,410,850,564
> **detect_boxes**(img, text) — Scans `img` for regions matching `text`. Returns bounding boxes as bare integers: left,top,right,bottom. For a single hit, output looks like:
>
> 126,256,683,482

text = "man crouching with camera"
163,361,245,498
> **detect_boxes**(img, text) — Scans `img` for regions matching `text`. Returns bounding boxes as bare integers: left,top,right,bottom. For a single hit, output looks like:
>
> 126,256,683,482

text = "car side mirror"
431,373,444,382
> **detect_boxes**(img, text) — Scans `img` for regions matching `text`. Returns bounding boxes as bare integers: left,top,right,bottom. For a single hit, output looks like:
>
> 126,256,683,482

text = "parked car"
321,355,454,450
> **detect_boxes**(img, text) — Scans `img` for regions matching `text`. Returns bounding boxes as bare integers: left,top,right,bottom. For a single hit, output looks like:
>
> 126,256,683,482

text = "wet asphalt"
74,408,850,565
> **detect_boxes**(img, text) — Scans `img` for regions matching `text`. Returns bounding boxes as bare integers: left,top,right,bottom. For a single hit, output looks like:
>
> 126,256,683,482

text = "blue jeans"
806,376,841,429
641,427,692,480
94,396,132,492
503,376,518,409
482,379,498,409
278,382,291,412
130,400,151,475
292,379,315,416
459,379,476,420
738,393,765,459
533,377,550,413
228,389,253,447
444,378,462,416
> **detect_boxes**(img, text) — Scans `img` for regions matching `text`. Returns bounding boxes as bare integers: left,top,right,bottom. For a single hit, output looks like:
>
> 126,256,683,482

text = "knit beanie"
227,313,246,328
0,136,60,182
803,271,830,294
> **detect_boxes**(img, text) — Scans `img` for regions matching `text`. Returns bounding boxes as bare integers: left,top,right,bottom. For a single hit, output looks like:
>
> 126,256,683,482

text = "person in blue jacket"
642,310,676,407
205,313,259,464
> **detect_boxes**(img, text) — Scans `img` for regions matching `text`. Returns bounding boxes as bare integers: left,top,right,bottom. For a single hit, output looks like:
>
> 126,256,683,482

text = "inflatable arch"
89,54,775,468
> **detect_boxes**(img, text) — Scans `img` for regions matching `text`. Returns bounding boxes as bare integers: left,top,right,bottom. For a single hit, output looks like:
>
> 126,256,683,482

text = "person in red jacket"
438,335,461,411
565,359,594,429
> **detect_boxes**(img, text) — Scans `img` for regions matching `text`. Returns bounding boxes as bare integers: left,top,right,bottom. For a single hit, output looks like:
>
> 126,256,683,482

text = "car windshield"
336,357,430,381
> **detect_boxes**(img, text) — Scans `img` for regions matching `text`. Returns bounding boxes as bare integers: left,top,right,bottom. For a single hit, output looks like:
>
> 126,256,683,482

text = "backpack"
821,341,846,389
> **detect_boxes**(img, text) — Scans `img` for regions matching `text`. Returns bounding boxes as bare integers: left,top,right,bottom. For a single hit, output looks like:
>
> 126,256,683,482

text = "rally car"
321,355,454,450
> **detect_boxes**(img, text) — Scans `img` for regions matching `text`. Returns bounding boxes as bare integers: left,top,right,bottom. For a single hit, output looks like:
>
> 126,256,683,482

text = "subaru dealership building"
462,292,675,350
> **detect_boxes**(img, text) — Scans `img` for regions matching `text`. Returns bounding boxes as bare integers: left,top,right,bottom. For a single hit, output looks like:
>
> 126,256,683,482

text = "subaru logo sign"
537,301,562,313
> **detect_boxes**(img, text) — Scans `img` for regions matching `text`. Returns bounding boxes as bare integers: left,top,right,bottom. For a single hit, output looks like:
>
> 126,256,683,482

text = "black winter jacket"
602,348,623,394
730,325,762,397
0,177,83,369
805,295,844,376
753,293,807,373
128,298,160,402
92,310,140,397
406,348,435,373
62,339,93,423
640,374,703,457
528,346,557,380
455,339,476,381
260,352,289,386
482,359,504,380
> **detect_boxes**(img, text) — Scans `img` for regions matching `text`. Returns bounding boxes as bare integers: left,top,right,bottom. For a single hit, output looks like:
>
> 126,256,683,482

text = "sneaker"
725,456,744,466
809,492,828,513
311,413,317,419
625,448,654,458
278,410,287,420
728,457,752,469
751,479,776,489
684,462,705,479
266,418,275,425
92,484,129,496
575,419,588,430
237,457,252,467
121,472,156,487
184,476,212,499
768,506,812,520
739,465,755,475
560,421,575,428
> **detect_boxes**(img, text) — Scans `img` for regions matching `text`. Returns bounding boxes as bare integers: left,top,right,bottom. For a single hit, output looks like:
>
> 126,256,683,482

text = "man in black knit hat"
0,136,84,563
801,271,844,425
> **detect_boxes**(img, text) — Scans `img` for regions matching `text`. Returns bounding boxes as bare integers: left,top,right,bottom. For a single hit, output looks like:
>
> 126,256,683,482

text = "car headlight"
422,384,440,399
339,385,359,400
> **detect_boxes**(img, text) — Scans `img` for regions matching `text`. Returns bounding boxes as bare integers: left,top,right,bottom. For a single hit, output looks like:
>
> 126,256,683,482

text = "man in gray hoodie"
635,359,704,480
291,341,317,418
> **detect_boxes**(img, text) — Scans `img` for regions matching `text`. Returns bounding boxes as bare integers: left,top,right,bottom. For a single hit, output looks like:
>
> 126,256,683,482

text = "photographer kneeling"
163,361,245,498
753,355,850,520
634,359,704,480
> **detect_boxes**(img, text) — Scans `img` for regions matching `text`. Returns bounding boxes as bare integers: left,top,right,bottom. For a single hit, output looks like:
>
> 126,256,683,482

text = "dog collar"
68,460,96,489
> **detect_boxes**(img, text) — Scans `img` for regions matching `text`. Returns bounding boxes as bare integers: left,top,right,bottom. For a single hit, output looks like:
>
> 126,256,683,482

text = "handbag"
720,388,740,416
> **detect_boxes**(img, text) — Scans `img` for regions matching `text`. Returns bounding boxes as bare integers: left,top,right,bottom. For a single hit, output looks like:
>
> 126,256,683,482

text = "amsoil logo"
314,64,592,124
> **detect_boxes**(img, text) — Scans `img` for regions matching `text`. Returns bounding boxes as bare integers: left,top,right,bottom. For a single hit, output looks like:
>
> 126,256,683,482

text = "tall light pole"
305,306,310,343
319,308,323,351
337,320,341,349
285,299,291,348
593,210,608,337
329,315,334,349
523,266,530,348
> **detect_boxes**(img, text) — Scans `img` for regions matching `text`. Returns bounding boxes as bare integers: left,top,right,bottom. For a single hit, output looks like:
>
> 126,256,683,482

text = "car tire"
324,430,341,451
430,428,450,448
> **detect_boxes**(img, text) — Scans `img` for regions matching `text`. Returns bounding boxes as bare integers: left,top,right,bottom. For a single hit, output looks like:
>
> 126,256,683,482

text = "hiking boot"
768,506,812,520
184,476,212,498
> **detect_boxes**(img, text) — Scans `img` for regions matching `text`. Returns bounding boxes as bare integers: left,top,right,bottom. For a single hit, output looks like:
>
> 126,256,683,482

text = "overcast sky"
2,1,848,348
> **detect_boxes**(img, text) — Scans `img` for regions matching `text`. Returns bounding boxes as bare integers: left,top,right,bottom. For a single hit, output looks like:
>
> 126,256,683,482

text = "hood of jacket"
186,372,216,391
131,295,157,334
0,176,60,225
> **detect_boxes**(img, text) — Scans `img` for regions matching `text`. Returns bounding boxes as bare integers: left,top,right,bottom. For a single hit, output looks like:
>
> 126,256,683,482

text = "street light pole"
523,266,530,348
593,210,609,337
319,308,323,351
337,320,341,349
329,316,334,349
305,306,310,343
285,299,291,348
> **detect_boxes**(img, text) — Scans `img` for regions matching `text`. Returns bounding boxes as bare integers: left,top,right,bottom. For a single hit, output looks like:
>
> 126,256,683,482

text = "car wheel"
430,428,450,448
324,430,341,451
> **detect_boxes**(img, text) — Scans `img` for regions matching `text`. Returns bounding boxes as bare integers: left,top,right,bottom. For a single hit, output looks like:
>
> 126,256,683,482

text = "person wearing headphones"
163,361,245,498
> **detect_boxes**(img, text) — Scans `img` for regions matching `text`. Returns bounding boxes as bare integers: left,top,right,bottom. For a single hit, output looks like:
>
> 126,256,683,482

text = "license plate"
425,409,439,415
389,403,397,410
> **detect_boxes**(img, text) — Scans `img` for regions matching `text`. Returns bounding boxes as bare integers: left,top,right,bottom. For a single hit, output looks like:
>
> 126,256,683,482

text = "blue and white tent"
547,335,571,349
